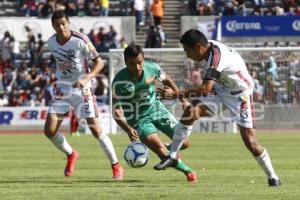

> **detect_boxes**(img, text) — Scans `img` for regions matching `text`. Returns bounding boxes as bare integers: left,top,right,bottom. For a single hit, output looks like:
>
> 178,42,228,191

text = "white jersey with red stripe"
196,40,256,128
206,40,254,93
47,31,99,118
48,31,99,88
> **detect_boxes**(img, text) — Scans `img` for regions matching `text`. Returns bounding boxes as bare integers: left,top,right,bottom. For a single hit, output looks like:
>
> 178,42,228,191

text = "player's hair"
180,29,208,48
124,44,144,61
51,10,69,24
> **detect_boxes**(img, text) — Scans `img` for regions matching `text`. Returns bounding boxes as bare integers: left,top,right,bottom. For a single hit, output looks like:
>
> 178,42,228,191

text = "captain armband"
204,68,221,81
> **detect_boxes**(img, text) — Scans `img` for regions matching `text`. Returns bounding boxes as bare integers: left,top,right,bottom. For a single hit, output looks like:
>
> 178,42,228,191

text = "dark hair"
51,10,69,24
124,44,144,61
180,29,208,48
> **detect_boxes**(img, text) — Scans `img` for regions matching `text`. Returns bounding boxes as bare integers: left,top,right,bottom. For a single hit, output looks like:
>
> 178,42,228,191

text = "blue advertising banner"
222,16,300,36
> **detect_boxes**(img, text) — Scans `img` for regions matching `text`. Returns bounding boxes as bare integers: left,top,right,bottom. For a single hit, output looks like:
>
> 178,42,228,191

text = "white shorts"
48,86,98,119
197,88,255,128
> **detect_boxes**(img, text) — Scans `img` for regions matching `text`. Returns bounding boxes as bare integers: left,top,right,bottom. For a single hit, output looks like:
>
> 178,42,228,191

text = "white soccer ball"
124,142,150,168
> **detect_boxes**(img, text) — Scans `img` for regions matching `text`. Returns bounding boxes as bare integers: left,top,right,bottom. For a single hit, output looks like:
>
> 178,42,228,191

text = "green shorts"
133,101,178,141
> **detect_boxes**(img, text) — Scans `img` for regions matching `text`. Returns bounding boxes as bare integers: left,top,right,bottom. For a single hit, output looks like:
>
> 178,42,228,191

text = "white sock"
49,132,73,155
255,148,279,180
170,123,193,159
97,134,118,164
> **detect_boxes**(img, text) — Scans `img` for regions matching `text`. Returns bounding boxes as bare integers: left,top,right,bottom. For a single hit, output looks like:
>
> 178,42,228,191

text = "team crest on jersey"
67,49,76,59
122,83,134,94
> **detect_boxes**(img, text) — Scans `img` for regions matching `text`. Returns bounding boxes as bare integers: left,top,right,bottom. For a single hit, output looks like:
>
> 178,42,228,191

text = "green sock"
174,159,193,174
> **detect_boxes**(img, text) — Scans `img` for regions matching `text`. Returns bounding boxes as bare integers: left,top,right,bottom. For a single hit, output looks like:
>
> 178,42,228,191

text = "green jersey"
112,61,166,125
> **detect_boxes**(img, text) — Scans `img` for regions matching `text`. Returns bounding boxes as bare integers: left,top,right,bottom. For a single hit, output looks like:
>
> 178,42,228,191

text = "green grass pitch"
0,133,299,200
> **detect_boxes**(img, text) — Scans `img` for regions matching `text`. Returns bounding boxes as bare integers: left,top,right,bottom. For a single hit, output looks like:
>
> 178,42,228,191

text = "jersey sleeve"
81,35,99,61
47,38,52,52
207,45,222,71
151,62,166,81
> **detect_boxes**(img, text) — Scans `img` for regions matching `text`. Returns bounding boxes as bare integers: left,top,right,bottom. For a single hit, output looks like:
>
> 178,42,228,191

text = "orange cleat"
112,163,125,180
186,171,198,183
64,150,79,177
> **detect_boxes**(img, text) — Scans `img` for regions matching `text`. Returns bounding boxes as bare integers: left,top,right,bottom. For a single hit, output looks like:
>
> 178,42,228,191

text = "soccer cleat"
153,157,178,170
112,163,125,180
186,172,198,183
268,178,281,187
64,150,79,177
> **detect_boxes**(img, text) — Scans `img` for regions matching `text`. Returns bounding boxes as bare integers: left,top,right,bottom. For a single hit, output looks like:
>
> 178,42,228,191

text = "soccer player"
112,44,198,183
44,11,124,180
154,29,281,187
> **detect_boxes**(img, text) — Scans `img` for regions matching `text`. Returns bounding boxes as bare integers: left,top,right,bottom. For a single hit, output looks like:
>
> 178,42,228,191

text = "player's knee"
44,128,56,138
88,125,102,138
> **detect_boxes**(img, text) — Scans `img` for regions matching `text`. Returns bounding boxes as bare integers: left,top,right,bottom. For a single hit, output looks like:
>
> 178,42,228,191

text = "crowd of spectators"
16,0,148,18
186,0,300,16
15,0,300,18
243,50,300,104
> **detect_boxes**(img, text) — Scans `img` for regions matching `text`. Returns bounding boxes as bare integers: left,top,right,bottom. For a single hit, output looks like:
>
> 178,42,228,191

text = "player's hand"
180,99,191,110
145,76,156,85
157,86,176,100
73,77,89,89
127,128,140,142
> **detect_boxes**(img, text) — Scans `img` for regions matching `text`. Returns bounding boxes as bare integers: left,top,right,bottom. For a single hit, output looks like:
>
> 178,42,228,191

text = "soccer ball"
124,142,149,168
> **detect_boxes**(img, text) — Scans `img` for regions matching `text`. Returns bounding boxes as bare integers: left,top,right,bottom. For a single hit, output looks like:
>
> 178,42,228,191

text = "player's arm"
162,75,190,108
178,78,216,98
161,75,179,92
88,57,104,79
112,96,139,142
75,57,104,88
75,35,104,88
158,68,220,99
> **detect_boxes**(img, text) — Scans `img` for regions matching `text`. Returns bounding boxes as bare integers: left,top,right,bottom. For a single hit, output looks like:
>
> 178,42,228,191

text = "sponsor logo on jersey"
67,49,76,58
57,61,75,70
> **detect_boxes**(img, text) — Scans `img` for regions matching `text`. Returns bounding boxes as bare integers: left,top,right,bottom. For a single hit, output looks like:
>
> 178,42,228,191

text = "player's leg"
170,100,208,159
75,88,124,180
86,117,124,180
153,103,191,151
223,92,281,186
239,126,280,186
138,117,197,183
142,133,197,183
156,107,198,183
154,100,208,170
44,111,79,177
